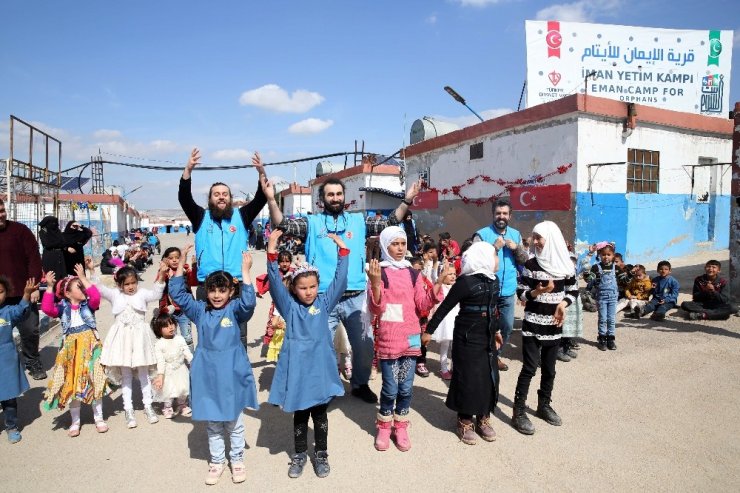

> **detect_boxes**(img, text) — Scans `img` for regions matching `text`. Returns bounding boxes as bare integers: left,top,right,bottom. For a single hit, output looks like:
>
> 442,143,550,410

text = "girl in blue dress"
0,276,37,444
266,229,348,480
168,246,257,486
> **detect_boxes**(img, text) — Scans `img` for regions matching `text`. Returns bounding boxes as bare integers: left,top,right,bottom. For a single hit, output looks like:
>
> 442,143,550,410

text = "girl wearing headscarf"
62,220,93,276
38,216,67,281
367,226,446,452
513,220,578,435
423,241,502,445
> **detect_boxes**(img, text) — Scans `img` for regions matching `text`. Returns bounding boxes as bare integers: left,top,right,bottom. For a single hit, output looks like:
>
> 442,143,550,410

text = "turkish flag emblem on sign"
412,191,439,209
510,184,571,211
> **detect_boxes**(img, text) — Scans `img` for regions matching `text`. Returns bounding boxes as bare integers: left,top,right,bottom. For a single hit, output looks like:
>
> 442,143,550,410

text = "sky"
1,0,738,210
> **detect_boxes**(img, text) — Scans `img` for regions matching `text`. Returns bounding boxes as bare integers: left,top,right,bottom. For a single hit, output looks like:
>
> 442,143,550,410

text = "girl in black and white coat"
513,221,578,435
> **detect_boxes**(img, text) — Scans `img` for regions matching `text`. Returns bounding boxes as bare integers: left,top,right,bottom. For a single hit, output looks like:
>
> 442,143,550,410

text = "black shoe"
596,335,608,352
312,451,330,478
565,347,578,358
351,384,378,403
606,335,617,350
287,452,307,478
512,399,535,435
556,348,571,362
27,363,47,380
569,340,581,350
650,313,665,321
536,395,562,426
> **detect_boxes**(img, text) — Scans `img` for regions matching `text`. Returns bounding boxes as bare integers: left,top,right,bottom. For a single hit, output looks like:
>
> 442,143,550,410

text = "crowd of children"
1,224,737,485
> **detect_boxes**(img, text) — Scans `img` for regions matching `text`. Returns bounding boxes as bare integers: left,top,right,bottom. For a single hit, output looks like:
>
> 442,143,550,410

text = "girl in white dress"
432,269,459,380
150,313,193,418
99,264,167,428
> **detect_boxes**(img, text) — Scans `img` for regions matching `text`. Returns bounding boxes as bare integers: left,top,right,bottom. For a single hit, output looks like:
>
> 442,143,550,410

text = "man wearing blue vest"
474,199,529,371
178,148,267,350
263,176,421,403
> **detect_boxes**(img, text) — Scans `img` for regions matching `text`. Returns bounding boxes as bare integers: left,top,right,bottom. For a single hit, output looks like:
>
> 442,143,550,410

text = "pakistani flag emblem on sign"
708,30,722,66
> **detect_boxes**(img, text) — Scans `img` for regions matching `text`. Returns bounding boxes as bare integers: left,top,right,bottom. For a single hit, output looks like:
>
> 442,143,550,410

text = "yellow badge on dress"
220,318,233,328
0,318,8,326
308,306,320,316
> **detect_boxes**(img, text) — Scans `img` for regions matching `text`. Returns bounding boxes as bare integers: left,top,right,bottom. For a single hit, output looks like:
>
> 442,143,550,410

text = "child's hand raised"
23,278,39,297
266,229,283,253
84,256,94,271
45,271,56,288
366,259,382,286
242,251,253,271
327,233,347,250
159,260,170,275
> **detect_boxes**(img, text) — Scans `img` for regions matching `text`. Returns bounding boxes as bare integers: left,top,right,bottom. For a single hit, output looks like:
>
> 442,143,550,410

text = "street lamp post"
444,85,485,123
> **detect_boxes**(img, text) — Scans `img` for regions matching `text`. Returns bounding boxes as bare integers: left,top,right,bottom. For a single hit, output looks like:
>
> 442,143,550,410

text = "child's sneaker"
162,406,175,419
596,335,608,351
439,370,452,381
144,405,159,424
124,409,137,429
415,362,430,378
205,462,226,485
606,336,617,350
312,451,330,478
95,420,109,433
231,461,247,483
688,312,705,321
177,404,192,417
6,428,22,444
288,452,308,478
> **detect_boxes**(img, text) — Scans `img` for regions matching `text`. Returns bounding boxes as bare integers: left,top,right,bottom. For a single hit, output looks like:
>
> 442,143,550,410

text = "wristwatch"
402,199,413,206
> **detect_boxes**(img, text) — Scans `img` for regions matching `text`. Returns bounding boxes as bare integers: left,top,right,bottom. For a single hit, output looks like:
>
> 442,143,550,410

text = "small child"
681,260,735,320
157,247,197,352
98,263,168,428
584,243,619,351
266,229,347,479
168,246,257,486
42,263,109,436
558,252,585,362
411,256,431,378
639,260,680,321
368,226,446,452
150,313,193,419
0,276,37,443
623,265,652,317
431,268,459,380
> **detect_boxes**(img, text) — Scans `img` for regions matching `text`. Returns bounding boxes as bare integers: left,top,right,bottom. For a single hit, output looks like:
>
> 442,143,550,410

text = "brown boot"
457,418,477,445
475,415,497,442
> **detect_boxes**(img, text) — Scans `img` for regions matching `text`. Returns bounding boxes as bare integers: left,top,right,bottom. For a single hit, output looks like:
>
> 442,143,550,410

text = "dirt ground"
2,233,739,492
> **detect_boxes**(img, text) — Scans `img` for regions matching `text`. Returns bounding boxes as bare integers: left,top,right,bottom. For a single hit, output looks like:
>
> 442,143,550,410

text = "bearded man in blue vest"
178,148,267,351
263,176,421,403
474,199,529,371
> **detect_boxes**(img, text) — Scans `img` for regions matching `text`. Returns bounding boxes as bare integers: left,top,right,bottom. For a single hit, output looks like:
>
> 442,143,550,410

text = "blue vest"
305,212,366,293
59,300,96,333
476,225,522,297
195,210,249,281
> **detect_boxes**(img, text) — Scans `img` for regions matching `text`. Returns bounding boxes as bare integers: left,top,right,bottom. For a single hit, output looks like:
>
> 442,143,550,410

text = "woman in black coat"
38,216,67,281
423,241,502,445
62,220,93,275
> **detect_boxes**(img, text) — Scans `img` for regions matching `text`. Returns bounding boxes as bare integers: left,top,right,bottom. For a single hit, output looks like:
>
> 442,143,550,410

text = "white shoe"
124,409,137,429
144,405,159,424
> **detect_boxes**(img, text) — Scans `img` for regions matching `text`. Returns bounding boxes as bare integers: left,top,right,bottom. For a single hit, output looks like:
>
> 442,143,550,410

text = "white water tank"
410,117,460,145
316,161,343,177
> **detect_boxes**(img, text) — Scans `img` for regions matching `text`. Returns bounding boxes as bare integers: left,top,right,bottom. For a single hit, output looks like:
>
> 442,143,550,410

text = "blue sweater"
651,275,679,304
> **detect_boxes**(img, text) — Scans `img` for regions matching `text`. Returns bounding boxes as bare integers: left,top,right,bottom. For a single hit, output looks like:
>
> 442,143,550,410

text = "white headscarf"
379,226,412,269
532,221,574,279
461,241,497,280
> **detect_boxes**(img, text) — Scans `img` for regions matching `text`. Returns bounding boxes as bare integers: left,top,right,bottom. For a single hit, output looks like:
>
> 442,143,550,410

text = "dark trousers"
294,403,329,453
515,336,559,401
681,301,736,320
195,285,248,352
6,297,40,369
642,299,676,317
1,398,19,429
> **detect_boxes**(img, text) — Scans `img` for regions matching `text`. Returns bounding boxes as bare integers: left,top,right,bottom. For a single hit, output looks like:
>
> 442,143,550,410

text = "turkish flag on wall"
412,190,438,209
510,184,571,211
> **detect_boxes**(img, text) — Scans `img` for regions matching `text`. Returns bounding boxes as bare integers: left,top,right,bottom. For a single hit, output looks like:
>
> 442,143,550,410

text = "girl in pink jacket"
367,226,449,452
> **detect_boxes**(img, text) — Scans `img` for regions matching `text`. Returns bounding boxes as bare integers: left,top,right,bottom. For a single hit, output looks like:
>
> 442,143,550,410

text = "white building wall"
311,173,403,213
283,193,312,216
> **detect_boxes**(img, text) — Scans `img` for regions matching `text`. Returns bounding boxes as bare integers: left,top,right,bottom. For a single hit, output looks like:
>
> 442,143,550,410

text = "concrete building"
280,183,312,217
404,94,733,263
59,193,142,241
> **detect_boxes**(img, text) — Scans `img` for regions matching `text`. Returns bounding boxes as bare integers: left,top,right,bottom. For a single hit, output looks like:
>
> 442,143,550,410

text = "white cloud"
93,129,122,140
535,0,622,23
211,148,251,161
425,14,437,24
288,118,334,135
455,0,505,6
239,84,325,113
432,108,514,128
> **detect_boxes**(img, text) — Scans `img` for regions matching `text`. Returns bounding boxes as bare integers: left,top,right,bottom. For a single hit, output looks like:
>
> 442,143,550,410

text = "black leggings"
293,403,329,453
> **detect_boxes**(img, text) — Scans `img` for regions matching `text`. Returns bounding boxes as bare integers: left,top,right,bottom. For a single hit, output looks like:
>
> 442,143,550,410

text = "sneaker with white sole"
231,461,247,483
124,409,137,429
144,405,159,424
205,462,226,485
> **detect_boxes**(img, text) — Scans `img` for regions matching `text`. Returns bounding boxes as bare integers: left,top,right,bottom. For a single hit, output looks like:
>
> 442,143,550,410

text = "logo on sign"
548,70,561,86
546,21,562,58
707,30,722,66
700,74,723,113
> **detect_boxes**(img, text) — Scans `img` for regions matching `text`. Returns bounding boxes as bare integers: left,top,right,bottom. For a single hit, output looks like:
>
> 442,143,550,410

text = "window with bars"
470,142,483,160
626,148,659,193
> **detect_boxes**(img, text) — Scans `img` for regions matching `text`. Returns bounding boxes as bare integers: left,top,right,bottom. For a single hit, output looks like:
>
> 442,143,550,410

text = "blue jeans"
597,297,617,336
642,299,676,317
328,292,374,388
379,356,416,416
206,417,245,464
174,312,193,347
497,294,516,354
